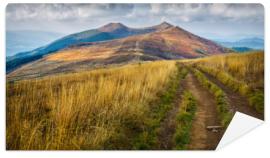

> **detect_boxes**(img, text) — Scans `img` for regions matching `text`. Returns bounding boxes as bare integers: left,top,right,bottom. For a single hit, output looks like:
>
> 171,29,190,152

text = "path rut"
202,71,264,120
158,71,223,150
184,73,223,150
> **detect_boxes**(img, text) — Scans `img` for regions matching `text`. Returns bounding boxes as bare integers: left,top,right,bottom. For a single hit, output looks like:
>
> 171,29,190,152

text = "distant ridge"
218,37,264,50
6,22,175,73
7,22,231,80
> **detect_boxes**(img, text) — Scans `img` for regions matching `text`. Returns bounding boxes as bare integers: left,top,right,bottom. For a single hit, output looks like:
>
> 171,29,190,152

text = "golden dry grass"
190,51,264,90
184,51,264,113
7,61,178,150
7,51,264,150
46,49,115,61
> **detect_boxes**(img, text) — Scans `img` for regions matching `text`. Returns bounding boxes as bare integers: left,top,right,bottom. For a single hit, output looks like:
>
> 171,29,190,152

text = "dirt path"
158,72,223,150
202,71,264,120
158,75,186,149
157,66,263,150
184,73,223,150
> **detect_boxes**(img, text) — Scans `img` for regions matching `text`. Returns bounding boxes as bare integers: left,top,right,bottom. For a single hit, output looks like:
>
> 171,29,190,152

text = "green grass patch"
249,91,264,113
173,91,197,150
132,63,188,149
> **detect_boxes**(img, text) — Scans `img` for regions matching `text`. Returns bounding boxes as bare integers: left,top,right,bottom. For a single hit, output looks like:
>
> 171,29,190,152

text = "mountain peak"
8,20,229,78
163,26,186,33
160,21,172,26
98,22,128,32
153,21,173,31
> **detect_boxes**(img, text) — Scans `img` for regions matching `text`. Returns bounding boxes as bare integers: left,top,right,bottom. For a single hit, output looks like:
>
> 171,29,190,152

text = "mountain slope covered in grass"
7,23,230,80
7,22,173,72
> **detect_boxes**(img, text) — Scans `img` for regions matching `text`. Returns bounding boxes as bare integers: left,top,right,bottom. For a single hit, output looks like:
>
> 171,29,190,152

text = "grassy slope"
6,51,264,150
7,61,178,150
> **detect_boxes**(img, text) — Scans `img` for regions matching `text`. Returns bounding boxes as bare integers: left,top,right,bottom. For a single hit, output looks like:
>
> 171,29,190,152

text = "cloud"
6,3,264,37
6,4,134,21
145,4,264,23
6,3,263,22
208,4,264,22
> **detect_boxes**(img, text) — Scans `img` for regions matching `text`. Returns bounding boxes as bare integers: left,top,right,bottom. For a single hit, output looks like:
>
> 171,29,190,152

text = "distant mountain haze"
6,30,64,56
217,38,264,50
7,22,232,80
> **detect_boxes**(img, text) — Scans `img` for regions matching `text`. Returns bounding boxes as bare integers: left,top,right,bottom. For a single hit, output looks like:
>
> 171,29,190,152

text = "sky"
6,3,264,41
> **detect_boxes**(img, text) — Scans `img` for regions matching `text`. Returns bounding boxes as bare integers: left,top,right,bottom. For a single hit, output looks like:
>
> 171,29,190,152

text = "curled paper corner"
216,112,264,150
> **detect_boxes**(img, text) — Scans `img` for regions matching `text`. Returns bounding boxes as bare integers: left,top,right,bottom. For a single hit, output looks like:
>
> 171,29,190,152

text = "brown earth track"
201,71,264,120
157,75,187,149
158,72,223,150
184,73,223,150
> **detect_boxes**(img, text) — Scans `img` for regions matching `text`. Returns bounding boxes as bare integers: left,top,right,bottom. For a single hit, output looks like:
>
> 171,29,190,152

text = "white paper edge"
216,112,264,150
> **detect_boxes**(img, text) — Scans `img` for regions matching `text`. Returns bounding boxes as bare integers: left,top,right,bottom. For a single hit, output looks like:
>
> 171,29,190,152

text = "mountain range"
217,37,264,50
7,22,231,80
6,22,173,72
